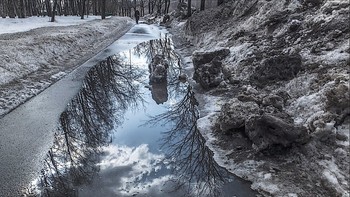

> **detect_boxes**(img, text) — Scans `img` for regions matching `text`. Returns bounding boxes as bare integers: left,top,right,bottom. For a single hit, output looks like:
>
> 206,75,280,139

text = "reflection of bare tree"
146,86,225,197
28,55,143,197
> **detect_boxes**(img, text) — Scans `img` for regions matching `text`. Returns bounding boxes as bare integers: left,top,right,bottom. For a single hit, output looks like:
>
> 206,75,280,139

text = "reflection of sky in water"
77,48,187,196
25,32,257,197
79,144,173,197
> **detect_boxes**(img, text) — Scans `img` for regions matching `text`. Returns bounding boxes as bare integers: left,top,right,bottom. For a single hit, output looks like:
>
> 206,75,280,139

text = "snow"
171,0,349,196
319,159,350,197
300,40,350,66
0,16,134,117
0,15,103,34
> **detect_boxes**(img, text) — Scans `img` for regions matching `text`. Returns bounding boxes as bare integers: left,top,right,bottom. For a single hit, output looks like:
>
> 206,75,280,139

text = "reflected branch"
30,53,144,197
146,86,225,197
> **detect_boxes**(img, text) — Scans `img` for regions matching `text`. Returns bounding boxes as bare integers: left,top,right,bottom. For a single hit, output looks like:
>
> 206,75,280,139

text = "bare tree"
101,0,106,19
200,0,205,11
187,0,191,17
0,0,7,18
7,0,15,18
164,0,170,14
51,0,58,22
80,0,86,19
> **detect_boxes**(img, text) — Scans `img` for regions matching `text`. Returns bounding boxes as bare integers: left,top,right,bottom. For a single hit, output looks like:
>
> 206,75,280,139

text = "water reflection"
146,86,228,197
150,82,168,104
23,37,255,197
24,55,144,196
133,34,185,103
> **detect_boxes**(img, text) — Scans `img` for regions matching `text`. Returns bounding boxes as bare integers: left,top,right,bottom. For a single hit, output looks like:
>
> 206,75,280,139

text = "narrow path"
0,24,165,196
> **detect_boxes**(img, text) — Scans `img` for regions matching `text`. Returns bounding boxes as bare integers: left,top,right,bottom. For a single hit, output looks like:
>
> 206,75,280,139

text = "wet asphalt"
0,23,163,196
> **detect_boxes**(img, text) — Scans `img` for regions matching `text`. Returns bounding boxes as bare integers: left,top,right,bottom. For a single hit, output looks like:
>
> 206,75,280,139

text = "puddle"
23,35,257,197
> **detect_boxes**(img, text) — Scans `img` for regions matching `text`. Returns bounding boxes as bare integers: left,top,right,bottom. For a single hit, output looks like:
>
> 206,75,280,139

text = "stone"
326,83,349,114
289,20,302,32
217,100,260,132
262,94,284,111
237,94,259,103
192,48,230,66
178,73,187,82
192,48,230,89
245,114,309,151
250,54,302,87
303,0,324,7
193,58,224,89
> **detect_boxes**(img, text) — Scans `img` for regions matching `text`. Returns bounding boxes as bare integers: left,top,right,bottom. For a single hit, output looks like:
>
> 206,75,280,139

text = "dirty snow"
170,0,349,196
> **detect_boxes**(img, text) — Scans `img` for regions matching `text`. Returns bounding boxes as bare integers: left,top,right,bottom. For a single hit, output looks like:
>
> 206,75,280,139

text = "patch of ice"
251,181,280,195
50,72,66,80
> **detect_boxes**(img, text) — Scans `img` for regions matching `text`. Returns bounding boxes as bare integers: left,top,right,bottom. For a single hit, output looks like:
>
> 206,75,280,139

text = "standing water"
23,27,257,197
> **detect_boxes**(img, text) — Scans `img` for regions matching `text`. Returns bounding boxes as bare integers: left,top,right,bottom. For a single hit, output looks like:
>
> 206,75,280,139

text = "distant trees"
0,0,175,19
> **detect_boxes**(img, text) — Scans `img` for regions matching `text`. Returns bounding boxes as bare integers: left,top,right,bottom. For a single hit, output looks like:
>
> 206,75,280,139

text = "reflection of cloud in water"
79,144,187,197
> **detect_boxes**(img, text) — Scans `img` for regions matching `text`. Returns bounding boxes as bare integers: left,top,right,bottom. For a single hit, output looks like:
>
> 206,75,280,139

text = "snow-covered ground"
0,16,134,117
0,15,102,34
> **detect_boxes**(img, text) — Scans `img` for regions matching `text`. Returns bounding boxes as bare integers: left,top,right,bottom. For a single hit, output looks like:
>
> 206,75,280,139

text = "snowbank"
170,0,349,196
0,15,103,34
0,16,133,117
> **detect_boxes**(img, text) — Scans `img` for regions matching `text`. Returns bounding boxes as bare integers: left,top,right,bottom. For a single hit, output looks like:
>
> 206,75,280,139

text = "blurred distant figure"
135,10,140,24
162,14,170,24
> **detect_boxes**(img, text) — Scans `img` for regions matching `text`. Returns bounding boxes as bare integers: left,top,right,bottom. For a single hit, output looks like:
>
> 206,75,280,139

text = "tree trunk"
57,0,62,15
51,0,57,22
164,0,170,14
45,0,52,17
0,0,6,18
92,0,97,15
64,0,68,15
200,0,205,11
7,0,15,18
18,0,25,18
157,0,161,14
187,0,191,17
101,0,106,19
70,0,76,15
140,0,144,16
80,0,86,19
